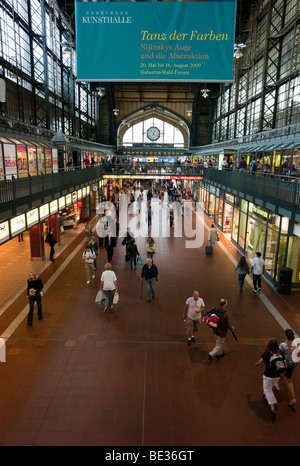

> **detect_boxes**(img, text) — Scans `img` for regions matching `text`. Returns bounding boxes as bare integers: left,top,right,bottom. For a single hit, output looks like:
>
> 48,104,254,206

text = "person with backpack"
206,299,234,360
45,227,57,262
255,337,286,419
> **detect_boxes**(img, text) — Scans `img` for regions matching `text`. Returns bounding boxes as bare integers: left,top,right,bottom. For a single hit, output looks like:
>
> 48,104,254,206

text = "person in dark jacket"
45,227,57,261
127,238,140,270
208,299,234,360
26,272,44,326
141,258,158,303
104,230,117,263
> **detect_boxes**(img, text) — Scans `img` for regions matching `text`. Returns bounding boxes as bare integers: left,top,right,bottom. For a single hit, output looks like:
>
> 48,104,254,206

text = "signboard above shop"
75,0,237,82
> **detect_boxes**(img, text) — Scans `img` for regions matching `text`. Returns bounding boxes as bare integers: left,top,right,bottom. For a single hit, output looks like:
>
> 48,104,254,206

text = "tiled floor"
0,208,299,446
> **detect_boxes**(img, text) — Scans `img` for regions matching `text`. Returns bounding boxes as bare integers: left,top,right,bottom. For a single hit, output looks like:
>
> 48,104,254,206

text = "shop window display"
264,227,279,279
246,217,266,261
276,235,288,279
286,235,300,284
238,212,247,250
232,208,239,243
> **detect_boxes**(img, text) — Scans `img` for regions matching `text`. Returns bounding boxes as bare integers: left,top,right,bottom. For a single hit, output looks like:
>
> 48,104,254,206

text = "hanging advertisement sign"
75,0,237,82
52,148,58,173
3,143,17,177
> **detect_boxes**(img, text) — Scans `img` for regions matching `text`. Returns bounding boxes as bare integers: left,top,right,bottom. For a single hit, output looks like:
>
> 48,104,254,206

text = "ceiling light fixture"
96,87,106,97
61,39,74,55
234,43,246,59
201,89,210,98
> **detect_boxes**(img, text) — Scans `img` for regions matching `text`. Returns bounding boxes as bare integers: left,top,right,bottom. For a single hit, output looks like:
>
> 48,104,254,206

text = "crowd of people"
25,178,298,422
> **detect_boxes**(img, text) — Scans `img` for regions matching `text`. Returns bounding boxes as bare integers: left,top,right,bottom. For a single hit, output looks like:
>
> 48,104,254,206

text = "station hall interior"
0,0,300,448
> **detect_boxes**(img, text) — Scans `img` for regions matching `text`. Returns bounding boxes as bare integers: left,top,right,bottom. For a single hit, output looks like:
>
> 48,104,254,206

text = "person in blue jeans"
141,258,158,303
234,256,250,292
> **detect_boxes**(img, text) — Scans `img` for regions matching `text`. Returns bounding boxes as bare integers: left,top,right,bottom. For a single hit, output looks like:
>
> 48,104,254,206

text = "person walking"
183,291,205,346
89,236,99,270
279,329,298,411
82,244,96,284
26,272,44,326
238,156,247,173
208,298,234,360
100,262,118,312
45,227,57,261
147,203,152,229
146,237,155,260
255,337,286,419
208,224,219,253
141,258,158,303
251,251,265,292
127,238,140,270
234,256,250,292
104,230,117,263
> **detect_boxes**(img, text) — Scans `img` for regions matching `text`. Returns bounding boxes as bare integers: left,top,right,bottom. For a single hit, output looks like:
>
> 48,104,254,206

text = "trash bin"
277,267,293,294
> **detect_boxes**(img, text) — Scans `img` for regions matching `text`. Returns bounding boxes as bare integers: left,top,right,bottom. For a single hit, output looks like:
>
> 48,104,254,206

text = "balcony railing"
0,163,299,222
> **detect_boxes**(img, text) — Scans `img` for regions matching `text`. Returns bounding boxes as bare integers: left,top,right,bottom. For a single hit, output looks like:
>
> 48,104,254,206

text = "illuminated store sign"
0,221,9,243
59,196,66,210
103,174,203,180
26,208,39,227
10,214,26,235
50,200,58,214
39,204,49,221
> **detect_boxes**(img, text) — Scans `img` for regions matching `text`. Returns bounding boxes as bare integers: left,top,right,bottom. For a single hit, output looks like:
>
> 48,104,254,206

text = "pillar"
48,214,60,244
29,223,45,260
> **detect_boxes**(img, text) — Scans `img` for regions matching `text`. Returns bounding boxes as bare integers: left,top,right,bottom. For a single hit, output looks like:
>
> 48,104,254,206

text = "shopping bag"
137,256,143,266
95,289,105,304
113,291,119,304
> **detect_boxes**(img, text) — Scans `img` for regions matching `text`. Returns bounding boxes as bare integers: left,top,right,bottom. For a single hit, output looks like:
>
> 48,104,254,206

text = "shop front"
198,181,298,285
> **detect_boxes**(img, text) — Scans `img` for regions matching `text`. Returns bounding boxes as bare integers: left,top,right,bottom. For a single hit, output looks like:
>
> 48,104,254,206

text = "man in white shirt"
251,251,265,292
183,291,205,346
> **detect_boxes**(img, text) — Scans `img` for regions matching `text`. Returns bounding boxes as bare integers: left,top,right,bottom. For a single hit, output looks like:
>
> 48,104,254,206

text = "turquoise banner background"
75,1,237,82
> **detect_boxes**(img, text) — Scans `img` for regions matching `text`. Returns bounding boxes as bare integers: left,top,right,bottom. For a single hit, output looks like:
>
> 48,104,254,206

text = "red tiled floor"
0,207,299,447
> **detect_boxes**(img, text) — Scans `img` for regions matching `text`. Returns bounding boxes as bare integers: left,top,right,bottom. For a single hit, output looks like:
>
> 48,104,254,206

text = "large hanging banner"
75,0,237,82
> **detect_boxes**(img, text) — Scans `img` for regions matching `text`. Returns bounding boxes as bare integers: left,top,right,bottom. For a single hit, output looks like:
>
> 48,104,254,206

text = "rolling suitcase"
205,245,213,255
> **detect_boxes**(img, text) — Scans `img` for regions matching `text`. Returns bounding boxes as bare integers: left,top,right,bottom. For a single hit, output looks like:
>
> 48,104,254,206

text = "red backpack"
202,308,220,328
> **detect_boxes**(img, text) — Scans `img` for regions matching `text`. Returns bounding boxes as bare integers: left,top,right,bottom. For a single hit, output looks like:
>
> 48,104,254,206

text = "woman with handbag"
100,262,118,312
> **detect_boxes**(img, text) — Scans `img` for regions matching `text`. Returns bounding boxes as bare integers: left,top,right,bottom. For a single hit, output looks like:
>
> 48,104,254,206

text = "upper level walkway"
0,201,299,447
1,163,300,223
